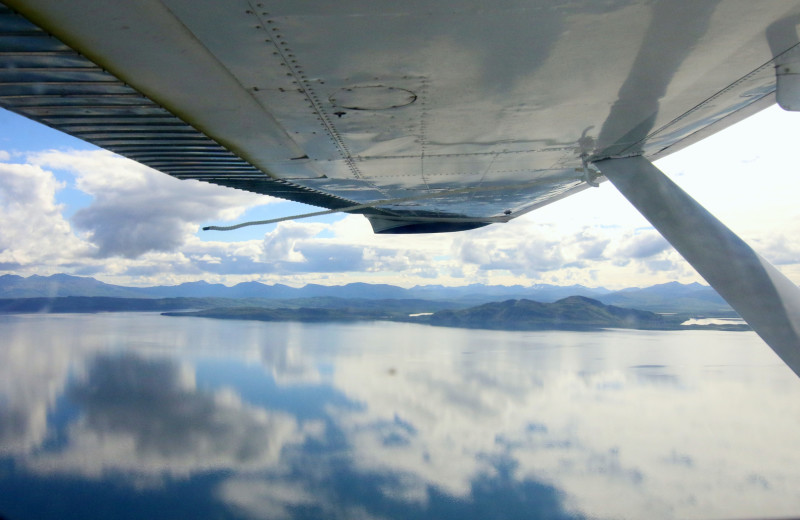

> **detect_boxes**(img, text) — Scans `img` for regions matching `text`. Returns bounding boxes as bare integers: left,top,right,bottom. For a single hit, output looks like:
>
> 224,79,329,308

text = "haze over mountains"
0,273,732,314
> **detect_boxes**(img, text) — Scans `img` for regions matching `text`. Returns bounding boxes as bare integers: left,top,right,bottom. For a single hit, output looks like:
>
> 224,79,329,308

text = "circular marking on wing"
329,86,417,110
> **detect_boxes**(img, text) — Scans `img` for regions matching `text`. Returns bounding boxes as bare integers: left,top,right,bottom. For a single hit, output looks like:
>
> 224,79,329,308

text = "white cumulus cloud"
30,150,270,258
0,161,88,270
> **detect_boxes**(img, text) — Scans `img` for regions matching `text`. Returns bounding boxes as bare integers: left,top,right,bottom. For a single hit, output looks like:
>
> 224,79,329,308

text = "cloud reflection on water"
1,314,799,519
25,354,316,482
252,323,800,519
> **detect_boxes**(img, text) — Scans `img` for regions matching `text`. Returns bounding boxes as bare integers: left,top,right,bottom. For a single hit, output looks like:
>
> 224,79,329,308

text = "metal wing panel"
0,3,383,215
4,1,800,231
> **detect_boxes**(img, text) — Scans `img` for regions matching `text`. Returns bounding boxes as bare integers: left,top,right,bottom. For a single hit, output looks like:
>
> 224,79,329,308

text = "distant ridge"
600,281,728,313
0,273,734,314
0,273,141,298
0,273,608,301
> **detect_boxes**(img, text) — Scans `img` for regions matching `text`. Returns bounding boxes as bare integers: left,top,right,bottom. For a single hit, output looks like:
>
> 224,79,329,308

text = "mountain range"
0,273,733,314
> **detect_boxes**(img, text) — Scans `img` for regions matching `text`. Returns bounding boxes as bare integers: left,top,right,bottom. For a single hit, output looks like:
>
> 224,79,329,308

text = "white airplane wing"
3,0,800,373
3,0,798,231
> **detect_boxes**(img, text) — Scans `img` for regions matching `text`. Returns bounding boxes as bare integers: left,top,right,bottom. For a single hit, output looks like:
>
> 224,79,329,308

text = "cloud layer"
0,149,693,288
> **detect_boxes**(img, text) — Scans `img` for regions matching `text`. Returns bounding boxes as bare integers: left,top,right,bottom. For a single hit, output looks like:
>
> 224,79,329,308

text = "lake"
1,312,799,519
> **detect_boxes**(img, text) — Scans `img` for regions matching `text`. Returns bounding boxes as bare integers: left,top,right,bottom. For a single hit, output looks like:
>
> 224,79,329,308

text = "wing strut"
597,156,800,377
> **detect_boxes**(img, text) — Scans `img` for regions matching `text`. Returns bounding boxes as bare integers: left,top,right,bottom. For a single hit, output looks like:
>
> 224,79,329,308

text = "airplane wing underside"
3,0,800,233
6,1,800,377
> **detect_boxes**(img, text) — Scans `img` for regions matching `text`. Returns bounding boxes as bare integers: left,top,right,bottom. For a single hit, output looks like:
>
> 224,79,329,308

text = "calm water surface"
1,312,799,519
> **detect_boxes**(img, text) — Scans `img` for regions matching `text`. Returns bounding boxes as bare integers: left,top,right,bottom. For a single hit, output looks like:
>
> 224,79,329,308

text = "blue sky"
1,105,800,289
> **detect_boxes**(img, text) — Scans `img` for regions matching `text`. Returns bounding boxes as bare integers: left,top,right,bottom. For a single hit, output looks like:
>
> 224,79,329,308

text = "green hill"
423,296,718,331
